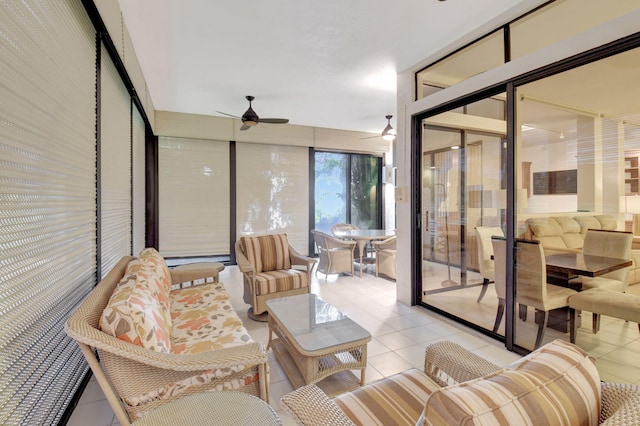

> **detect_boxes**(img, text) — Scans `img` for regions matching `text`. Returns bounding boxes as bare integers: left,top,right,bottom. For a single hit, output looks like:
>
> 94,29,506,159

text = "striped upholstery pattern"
334,369,439,426
254,270,308,295
422,339,601,426
241,234,292,273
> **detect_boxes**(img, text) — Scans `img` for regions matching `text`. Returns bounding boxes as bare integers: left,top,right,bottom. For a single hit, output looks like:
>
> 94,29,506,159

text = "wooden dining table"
543,251,632,332
332,229,396,277
545,252,632,289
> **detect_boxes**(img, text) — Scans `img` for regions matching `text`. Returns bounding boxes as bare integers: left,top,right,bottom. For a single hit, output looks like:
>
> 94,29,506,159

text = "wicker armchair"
65,256,269,425
372,236,396,280
235,233,316,321
311,229,357,280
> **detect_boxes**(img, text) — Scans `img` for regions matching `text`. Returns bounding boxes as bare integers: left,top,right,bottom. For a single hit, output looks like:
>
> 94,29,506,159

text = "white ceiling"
117,0,532,135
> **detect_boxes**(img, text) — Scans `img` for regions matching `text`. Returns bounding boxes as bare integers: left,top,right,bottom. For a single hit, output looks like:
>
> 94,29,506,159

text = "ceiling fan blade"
217,111,241,119
361,135,381,139
240,123,251,131
259,118,289,124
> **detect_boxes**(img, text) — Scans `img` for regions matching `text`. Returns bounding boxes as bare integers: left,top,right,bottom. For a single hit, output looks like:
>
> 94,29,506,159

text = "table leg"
357,240,367,277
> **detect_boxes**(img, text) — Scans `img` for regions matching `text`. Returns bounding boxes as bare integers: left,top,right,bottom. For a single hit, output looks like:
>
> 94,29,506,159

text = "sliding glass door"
314,151,382,234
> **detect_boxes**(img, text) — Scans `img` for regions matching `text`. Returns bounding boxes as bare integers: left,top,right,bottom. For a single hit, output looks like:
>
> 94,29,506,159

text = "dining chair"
311,230,357,280
372,236,397,280
515,239,578,349
475,226,504,303
581,229,633,292
490,236,507,333
331,223,368,258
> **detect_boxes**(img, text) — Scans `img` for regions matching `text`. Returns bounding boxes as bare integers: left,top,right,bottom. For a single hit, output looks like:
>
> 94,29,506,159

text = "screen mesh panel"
236,142,309,254
159,137,230,257
100,44,132,273
0,0,97,424
132,105,146,255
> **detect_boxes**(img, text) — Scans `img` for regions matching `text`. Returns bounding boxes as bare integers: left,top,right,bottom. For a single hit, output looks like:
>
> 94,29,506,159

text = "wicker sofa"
65,248,268,424
521,214,640,286
281,339,640,425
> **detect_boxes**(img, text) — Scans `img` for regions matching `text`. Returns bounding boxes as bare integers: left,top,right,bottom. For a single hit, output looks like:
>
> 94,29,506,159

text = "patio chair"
372,236,397,280
311,230,357,280
235,233,316,321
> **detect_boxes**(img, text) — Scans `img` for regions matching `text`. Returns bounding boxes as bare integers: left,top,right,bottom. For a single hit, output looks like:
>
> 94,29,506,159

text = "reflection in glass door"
421,125,506,334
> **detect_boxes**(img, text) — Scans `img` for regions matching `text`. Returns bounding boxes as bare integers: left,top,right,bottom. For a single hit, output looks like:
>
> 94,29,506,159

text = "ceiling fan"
362,115,396,141
217,95,289,130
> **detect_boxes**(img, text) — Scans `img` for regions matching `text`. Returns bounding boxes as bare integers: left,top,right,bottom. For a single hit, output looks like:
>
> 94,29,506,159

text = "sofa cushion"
421,339,601,426
596,215,617,230
574,216,602,234
527,218,563,237
123,282,258,413
334,368,438,426
99,259,172,353
170,283,252,354
100,249,174,353
241,234,292,273
254,270,309,296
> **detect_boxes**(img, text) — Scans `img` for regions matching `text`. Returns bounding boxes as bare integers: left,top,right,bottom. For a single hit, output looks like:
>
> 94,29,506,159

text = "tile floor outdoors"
67,262,640,425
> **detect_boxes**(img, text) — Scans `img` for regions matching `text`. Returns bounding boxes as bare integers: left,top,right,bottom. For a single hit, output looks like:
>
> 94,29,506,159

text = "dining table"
543,251,632,332
332,229,396,277
545,252,632,289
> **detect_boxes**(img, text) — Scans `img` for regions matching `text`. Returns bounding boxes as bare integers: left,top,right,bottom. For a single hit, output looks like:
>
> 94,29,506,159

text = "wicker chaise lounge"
281,340,640,425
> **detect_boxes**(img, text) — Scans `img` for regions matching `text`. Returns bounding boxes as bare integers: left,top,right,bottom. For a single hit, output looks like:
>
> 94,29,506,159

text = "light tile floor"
69,263,639,425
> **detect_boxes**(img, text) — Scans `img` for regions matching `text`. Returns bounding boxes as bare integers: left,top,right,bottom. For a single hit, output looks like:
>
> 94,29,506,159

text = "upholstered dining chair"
311,230,357,280
581,229,633,292
372,236,397,280
235,234,316,321
475,226,504,303
515,239,578,349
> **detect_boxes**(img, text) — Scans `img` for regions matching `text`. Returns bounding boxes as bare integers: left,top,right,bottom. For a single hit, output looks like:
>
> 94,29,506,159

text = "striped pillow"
421,339,601,426
241,234,291,273
334,368,439,426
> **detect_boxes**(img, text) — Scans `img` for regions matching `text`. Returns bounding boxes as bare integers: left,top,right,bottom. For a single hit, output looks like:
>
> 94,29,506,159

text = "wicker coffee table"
266,294,371,396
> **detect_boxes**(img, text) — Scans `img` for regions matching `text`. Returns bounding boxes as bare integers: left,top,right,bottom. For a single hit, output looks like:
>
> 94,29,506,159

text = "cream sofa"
521,214,640,286
281,339,640,425
65,248,268,424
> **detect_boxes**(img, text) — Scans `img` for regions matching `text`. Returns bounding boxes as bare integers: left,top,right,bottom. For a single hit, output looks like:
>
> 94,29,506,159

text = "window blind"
0,0,97,424
236,142,309,254
100,44,132,274
158,137,230,257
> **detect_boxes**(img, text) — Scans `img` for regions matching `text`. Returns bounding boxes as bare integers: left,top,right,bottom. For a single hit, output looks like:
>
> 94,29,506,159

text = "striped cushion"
422,339,601,426
254,270,308,295
241,234,291,273
334,369,439,426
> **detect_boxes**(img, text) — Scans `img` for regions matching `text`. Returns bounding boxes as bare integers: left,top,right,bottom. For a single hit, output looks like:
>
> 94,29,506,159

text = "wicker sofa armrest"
280,384,355,426
599,381,640,425
169,265,219,285
424,341,502,386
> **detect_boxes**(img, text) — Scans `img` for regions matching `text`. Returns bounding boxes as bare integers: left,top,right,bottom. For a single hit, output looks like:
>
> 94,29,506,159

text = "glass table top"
266,294,371,352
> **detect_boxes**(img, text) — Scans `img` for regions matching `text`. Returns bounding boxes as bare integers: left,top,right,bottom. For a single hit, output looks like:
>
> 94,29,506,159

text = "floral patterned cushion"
122,282,256,412
170,283,252,353
99,254,173,353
